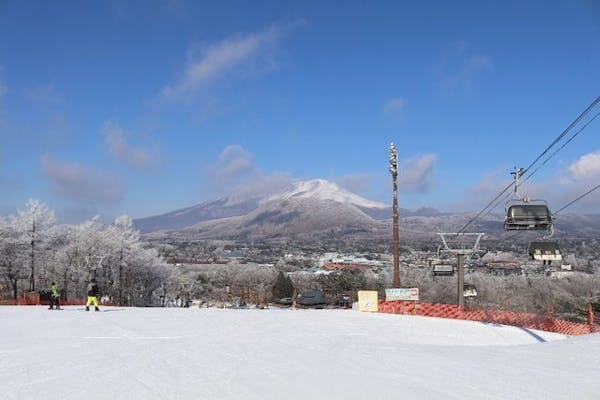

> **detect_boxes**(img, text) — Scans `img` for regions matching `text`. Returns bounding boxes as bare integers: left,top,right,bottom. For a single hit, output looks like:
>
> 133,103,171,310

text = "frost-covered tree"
15,200,56,291
0,216,27,300
0,200,170,306
107,215,142,304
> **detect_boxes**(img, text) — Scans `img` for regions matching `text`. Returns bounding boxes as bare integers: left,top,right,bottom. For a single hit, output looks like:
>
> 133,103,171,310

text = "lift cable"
554,183,600,216
493,183,600,247
456,96,600,235
520,110,600,187
483,109,600,221
521,96,600,175
456,181,515,235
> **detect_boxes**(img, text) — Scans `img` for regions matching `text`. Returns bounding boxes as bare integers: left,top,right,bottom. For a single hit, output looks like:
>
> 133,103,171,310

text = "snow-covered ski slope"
1,306,598,400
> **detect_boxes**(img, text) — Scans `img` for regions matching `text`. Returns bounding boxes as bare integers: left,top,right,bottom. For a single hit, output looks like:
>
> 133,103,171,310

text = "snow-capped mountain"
133,197,261,233
134,178,600,241
134,179,391,234
265,179,388,209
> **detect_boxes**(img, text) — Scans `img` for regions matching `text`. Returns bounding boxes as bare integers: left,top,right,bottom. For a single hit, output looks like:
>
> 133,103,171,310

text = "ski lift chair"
504,200,553,231
463,284,478,298
433,264,454,277
527,241,562,262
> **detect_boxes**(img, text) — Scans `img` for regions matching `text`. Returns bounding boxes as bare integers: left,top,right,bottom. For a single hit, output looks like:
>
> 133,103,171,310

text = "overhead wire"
554,184,600,216
455,96,600,234
491,108,600,221
521,96,600,174
520,110,600,187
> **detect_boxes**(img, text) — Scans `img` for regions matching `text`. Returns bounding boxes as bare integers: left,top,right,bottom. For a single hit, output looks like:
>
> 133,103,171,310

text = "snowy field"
1,306,599,400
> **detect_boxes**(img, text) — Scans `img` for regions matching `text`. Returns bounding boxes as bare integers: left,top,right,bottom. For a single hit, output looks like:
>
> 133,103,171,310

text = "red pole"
588,303,594,333
389,143,400,288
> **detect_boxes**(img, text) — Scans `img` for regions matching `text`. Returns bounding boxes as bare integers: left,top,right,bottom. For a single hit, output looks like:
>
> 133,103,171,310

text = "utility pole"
389,143,400,288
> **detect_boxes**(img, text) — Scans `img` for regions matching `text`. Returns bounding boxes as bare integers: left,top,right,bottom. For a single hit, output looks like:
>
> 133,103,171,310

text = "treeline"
0,199,169,306
171,262,598,321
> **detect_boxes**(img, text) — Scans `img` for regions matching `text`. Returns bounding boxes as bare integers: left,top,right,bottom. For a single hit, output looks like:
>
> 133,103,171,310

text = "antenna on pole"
511,166,524,199
389,143,400,288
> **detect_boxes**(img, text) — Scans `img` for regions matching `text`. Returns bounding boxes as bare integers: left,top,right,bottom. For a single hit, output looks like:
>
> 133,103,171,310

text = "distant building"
546,270,574,279
483,261,523,276
318,253,372,266
323,262,373,272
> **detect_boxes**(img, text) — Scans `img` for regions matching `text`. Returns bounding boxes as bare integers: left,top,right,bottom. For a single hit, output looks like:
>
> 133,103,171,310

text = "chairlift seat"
433,264,454,276
528,241,562,261
505,203,552,231
463,284,478,297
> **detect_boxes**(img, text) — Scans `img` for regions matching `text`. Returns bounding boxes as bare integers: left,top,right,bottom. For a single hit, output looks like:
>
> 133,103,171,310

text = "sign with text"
385,288,419,301
357,290,379,312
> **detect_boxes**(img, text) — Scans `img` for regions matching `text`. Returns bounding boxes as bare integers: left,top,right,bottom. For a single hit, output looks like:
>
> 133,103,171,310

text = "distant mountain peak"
266,179,388,209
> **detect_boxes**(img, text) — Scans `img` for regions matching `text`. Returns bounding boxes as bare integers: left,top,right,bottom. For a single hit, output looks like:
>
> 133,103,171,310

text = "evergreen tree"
272,271,294,299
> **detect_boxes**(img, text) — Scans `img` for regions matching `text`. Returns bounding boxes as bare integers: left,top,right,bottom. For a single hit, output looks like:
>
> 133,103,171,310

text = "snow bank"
1,306,598,400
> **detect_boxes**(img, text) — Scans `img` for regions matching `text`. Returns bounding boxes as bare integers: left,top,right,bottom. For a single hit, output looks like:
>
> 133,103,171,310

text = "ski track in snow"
1,306,599,400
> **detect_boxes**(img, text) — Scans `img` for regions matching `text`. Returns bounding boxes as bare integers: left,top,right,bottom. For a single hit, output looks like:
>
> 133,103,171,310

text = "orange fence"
378,300,593,336
10,291,88,306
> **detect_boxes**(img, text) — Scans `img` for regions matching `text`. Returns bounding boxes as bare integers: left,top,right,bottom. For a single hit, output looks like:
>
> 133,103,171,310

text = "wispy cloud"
103,121,161,172
469,170,510,199
207,144,293,199
549,151,600,212
567,151,600,181
210,145,258,184
399,154,437,193
437,41,491,92
41,154,124,203
336,173,373,194
161,21,302,101
460,155,600,214
382,97,406,117
24,84,62,106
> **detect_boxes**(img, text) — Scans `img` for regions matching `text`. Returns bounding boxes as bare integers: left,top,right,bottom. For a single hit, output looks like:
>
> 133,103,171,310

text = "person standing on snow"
86,279,100,312
49,282,61,310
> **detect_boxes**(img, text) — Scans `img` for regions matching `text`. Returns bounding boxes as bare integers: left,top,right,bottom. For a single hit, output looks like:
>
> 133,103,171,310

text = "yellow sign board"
357,290,378,312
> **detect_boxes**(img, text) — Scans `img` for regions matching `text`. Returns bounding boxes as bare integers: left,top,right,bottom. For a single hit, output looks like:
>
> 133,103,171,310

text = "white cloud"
211,145,257,184
459,157,600,214
383,97,406,116
437,41,492,92
229,174,294,202
207,144,293,199
103,121,161,171
336,173,372,194
162,22,300,101
399,154,437,193
41,154,124,203
568,151,600,180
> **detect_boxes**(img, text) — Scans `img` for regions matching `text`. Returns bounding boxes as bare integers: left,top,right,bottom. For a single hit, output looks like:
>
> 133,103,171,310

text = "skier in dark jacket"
86,279,100,311
48,282,60,310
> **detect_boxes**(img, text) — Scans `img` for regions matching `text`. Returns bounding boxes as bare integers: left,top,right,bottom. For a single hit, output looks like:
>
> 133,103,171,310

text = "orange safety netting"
378,300,592,336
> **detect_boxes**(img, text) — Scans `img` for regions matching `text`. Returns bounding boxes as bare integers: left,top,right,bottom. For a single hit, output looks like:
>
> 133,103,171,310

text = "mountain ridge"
133,178,600,241
135,179,407,233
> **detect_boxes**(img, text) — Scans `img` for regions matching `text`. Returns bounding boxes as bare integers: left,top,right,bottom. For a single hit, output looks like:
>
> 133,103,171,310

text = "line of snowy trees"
0,200,169,306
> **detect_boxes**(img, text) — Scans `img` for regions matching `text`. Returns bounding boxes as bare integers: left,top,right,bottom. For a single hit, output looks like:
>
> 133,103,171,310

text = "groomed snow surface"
1,306,599,400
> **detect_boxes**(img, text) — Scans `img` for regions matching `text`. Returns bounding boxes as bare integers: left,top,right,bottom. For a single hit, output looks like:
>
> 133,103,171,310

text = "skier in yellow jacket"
85,279,100,312
49,282,60,310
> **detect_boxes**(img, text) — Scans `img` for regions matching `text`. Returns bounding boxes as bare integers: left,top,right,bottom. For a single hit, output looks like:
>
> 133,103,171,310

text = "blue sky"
1,0,599,223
